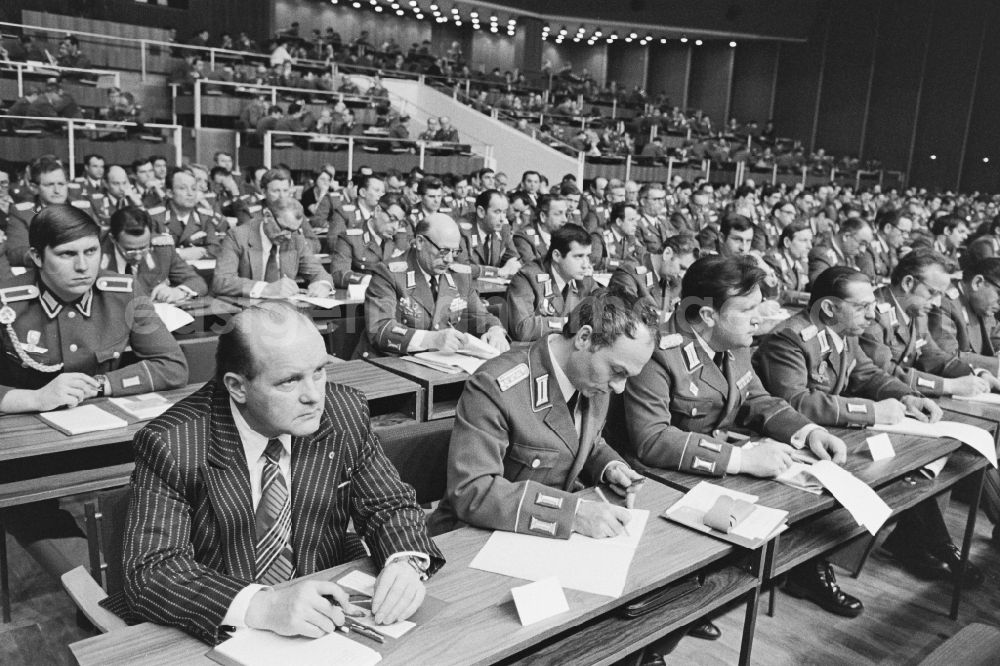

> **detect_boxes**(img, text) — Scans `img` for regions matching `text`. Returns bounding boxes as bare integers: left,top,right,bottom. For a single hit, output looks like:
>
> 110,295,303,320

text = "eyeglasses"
916,279,943,299
420,234,459,259
839,298,877,315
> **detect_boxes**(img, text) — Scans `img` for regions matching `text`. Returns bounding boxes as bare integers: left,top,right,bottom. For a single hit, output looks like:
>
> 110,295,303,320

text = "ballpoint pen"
594,486,631,537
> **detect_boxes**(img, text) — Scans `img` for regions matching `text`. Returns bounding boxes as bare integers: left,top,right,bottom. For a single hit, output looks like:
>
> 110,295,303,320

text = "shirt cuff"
249,281,267,298
385,551,430,569
726,446,742,474
409,329,428,351
178,285,198,296
222,583,268,628
790,424,822,449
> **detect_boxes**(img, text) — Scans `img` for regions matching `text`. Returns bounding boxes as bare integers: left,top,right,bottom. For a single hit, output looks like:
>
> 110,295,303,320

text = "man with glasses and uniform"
359,213,507,358
859,249,1000,398
329,193,412,288
635,183,677,254
765,221,813,306
860,209,913,282
807,217,873,286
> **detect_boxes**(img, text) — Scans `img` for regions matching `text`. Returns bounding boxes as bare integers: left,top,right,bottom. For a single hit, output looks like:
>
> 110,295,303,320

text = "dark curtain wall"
647,42,691,110
729,40,778,126
960,3,1000,192
607,44,649,95
687,41,734,122
770,6,827,148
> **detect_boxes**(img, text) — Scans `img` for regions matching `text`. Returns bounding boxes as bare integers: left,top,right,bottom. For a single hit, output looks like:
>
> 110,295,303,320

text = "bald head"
216,302,320,384
107,165,131,198
415,213,460,274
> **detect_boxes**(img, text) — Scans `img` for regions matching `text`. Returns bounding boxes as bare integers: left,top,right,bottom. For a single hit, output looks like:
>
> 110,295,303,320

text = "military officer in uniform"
764,221,813,306
930,215,969,272
6,156,97,266
0,204,187,582
457,189,522,279
329,193,411,287
212,199,332,299
506,224,597,342
928,257,1000,375
755,266,984,587
147,168,229,261
858,209,911,282
609,255,862,621
359,213,507,358
428,288,654,539
75,154,107,200
238,169,322,253
860,249,997,397
406,177,450,234
513,194,568,264
589,202,646,272
608,233,698,317
635,183,678,254
101,206,207,301
323,174,384,249
807,217,873,286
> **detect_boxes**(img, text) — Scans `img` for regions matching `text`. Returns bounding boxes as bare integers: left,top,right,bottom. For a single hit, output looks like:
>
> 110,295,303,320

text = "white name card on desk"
866,433,896,461
290,294,352,309
347,275,371,300
153,302,195,333
511,577,570,626
187,259,217,271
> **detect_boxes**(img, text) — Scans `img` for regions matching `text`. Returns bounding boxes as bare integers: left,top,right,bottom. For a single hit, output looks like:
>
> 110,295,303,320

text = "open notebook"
210,628,381,666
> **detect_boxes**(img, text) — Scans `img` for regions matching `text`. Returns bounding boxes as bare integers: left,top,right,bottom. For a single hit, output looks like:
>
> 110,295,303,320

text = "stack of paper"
411,336,501,374
290,294,352,309
953,393,1000,406
469,509,650,598
188,259,217,271
775,462,825,494
39,404,128,436
870,418,998,467
664,482,788,549
153,302,195,333
209,628,381,666
108,393,175,420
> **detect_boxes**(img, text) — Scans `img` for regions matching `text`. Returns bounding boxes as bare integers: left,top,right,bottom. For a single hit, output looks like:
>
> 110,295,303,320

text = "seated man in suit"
589,202,646,272
610,255,858,619
429,287,652,539
0,204,187,582
122,302,444,643
212,199,334,299
329,192,411,288
608,233,698,318
458,189,522,279
764,221,813,306
147,168,229,262
860,249,998,397
101,206,207,302
755,266,984,587
506,224,597,342
360,213,508,357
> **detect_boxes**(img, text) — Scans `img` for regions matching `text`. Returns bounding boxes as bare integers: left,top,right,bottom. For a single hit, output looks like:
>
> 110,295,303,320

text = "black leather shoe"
884,543,951,580
784,561,864,618
639,649,666,666
688,620,721,641
932,543,985,589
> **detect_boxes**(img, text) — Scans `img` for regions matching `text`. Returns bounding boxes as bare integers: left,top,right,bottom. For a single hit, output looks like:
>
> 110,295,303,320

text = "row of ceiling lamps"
329,0,734,44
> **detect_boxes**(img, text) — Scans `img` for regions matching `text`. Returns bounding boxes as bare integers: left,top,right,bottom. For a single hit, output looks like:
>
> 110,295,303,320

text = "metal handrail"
1,60,121,94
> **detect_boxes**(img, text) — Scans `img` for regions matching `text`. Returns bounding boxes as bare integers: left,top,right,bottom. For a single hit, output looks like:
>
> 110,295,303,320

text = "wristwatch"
94,375,108,397
404,556,429,581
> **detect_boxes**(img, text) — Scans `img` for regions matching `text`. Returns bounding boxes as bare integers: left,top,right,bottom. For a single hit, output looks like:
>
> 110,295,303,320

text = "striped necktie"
254,438,295,585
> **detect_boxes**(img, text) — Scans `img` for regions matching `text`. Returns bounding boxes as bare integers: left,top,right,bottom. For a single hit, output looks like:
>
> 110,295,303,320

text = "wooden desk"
324,359,423,425
367,356,470,420
69,481,764,666
638,415,995,620
170,296,242,338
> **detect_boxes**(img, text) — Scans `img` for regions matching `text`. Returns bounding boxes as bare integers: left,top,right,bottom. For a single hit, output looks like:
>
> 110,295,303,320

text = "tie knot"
264,438,283,464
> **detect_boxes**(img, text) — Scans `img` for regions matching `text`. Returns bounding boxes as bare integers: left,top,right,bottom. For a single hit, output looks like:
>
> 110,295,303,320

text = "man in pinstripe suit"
122,302,444,643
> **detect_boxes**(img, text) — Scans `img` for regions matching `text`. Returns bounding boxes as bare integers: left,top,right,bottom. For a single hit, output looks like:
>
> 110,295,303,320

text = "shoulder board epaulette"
248,204,262,213
496,363,529,391
450,263,471,274
151,234,174,246
95,276,134,292
346,229,363,236
946,287,960,300
147,205,166,216
659,333,683,349
800,324,818,341
0,284,39,302
536,273,550,282
67,182,81,189
70,199,91,209
388,261,408,272
603,230,614,241
197,208,215,217
525,228,536,235
439,206,452,213
342,204,356,212
635,266,648,275
14,201,33,211
826,249,837,261
459,222,473,231
465,196,476,203
876,302,892,314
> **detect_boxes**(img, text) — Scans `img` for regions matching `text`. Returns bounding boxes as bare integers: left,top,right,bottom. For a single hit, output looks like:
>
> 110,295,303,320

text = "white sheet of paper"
804,460,892,535
153,302,195,333
290,294,352,309
459,334,501,360
108,393,173,420
336,571,415,639
952,392,1000,406
729,504,789,541
39,404,128,435
871,419,997,468
592,273,612,287
469,509,650,598
511,577,570,626
775,462,824,494
415,351,486,374
211,627,381,666
921,455,951,479
347,275,371,300
188,259,216,271
866,433,896,461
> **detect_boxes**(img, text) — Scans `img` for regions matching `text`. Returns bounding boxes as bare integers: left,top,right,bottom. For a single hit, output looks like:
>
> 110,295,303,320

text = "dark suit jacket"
928,282,1000,376
99,236,207,296
122,381,444,644
212,219,332,297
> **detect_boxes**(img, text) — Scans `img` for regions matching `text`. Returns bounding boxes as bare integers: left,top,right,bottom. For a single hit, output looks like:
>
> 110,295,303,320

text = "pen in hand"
324,595,386,644
594,486,631,537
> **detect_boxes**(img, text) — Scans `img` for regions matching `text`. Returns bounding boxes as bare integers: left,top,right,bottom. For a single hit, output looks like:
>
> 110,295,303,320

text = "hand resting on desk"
874,396,941,424
246,580,364,638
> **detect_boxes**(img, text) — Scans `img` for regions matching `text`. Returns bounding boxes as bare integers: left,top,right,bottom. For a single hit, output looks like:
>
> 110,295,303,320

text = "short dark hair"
29,156,65,184
29,204,100,254
209,166,230,180
664,233,699,258
131,157,153,171
720,213,753,238
537,194,563,216
932,214,968,236
215,301,312,384
260,168,289,190
356,174,382,192
809,266,870,306
962,258,1000,286
165,166,194,191
609,202,638,226
417,176,443,195
110,206,154,238
475,189,504,212
839,217,870,236
891,248,947,286
83,154,104,167
377,192,410,216
680,255,765,325
780,221,812,246
521,170,540,183
564,286,660,349
961,236,998,271
547,223,591,261
559,182,581,197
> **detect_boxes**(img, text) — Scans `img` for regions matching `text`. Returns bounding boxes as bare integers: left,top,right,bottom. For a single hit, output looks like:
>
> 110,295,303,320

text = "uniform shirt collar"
37,279,93,319
692,329,716,357
545,334,576,402
827,327,846,353
229,397,292,466
365,219,383,246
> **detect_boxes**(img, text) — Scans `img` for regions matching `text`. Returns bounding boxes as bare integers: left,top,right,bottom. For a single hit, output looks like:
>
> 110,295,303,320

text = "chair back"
376,418,453,505
84,486,132,595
